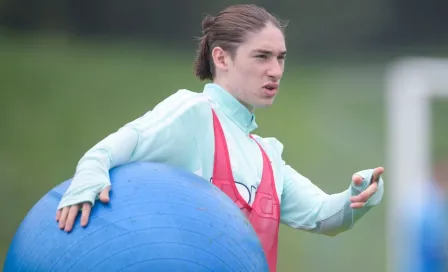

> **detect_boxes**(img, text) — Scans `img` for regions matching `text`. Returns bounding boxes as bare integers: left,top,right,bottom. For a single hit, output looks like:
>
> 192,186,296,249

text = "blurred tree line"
1,0,447,57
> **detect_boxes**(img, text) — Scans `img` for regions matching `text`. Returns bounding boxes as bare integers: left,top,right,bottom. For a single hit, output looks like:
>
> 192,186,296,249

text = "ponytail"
194,15,215,81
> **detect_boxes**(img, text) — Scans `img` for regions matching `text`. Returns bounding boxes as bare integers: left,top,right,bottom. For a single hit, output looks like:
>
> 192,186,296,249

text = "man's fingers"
350,182,378,203
352,174,364,186
371,166,384,183
64,205,81,232
363,182,378,200
350,202,366,209
57,186,111,231
58,207,70,229
80,202,92,227
353,167,384,186
56,209,62,221
99,186,111,203
349,167,384,208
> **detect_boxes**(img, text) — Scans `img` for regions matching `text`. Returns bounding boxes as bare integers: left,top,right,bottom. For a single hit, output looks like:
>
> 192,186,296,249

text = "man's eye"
256,55,268,59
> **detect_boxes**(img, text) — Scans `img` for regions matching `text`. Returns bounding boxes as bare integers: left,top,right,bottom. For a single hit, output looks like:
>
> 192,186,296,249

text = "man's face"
225,23,287,110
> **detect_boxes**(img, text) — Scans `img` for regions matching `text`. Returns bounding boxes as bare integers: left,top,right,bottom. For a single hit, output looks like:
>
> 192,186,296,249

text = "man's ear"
211,46,229,73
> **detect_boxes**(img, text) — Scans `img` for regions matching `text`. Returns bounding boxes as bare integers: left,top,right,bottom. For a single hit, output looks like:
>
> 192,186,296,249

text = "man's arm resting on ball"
57,90,208,210
57,127,140,209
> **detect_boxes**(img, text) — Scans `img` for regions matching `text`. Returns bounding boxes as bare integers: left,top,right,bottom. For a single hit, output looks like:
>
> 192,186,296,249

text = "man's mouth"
262,83,279,95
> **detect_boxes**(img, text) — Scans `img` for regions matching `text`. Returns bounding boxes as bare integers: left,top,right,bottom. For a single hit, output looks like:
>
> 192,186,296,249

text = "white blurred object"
386,57,448,272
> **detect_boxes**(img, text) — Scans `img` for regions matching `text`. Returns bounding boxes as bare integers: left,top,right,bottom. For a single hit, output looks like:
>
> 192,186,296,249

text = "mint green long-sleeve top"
58,83,384,236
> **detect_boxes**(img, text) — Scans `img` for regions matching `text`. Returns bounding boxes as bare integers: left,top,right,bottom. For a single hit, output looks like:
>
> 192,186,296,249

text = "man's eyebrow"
252,49,287,55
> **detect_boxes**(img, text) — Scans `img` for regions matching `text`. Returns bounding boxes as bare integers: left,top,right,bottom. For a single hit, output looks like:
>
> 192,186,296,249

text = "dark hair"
194,4,286,81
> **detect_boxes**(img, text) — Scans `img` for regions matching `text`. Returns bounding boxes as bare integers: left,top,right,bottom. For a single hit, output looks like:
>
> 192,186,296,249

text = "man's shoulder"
250,134,285,160
153,88,211,113
123,88,211,130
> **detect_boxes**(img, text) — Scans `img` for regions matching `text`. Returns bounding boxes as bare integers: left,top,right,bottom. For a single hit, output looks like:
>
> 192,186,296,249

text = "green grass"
0,36,446,271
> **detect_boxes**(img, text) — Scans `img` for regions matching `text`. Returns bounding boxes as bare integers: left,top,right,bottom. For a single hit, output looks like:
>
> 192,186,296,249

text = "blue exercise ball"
3,162,268,272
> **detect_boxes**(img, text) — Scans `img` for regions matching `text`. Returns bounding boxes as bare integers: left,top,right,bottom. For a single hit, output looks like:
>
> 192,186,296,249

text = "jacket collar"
203,83,258,134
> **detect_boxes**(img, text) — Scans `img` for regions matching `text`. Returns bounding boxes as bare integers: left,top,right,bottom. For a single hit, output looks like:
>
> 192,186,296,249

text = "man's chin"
253,98,276,109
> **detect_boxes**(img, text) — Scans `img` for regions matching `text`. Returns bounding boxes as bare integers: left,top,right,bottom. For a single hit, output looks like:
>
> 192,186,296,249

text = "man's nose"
267,59,283,79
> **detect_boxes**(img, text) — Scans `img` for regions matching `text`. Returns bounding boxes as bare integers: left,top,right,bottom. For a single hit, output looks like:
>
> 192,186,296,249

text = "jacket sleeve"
258,136,384,236
57,90,209,209
280,164,384,236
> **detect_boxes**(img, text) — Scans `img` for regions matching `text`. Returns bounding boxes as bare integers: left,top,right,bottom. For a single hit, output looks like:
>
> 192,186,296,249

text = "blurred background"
1,0,447,271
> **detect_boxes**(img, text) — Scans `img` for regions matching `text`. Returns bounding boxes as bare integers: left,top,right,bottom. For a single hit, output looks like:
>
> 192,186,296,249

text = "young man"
56,4,385,272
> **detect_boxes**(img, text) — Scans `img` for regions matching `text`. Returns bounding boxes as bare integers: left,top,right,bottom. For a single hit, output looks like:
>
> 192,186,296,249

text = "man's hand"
349,167,384,209
55,186,111,232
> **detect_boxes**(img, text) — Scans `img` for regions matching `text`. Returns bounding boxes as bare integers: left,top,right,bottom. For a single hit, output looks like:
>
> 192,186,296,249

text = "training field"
1,37,446,271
